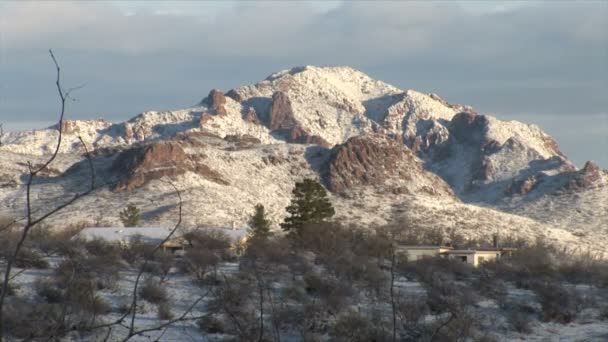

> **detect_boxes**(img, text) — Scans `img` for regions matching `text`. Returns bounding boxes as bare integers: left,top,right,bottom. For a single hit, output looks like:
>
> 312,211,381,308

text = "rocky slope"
0,66,606,253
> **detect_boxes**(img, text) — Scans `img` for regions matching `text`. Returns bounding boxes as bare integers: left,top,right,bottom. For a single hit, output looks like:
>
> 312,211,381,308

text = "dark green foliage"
120,203,141,227
281,179,335,236
248,204,272,241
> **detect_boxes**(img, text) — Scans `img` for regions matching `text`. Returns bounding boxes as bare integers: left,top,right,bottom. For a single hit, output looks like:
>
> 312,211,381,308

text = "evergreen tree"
120,203,141,227
248,204,272,241
281,178,335,236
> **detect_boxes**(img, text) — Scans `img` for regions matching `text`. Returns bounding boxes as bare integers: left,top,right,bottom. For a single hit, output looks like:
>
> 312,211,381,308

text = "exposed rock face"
199,113,214,128
268,91,297,130
112,141,227,191
326,135,418,193
449,112,489,145
225,89,244,102
287,126,330,147
507,176,538,195
566,161,603,190
204,89,227,116
60,120,80,134
243,107,261,125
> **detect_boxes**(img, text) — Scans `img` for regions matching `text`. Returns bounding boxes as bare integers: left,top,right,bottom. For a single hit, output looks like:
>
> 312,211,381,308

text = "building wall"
403,248,441,260
448,252,500,267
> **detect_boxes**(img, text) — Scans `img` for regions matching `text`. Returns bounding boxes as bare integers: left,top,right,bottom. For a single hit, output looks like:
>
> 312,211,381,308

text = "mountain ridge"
1,65,606,254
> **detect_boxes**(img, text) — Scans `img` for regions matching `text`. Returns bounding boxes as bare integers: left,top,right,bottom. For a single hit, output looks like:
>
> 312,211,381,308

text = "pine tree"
281,178,335,236
120,203,141,227
248,204,272,241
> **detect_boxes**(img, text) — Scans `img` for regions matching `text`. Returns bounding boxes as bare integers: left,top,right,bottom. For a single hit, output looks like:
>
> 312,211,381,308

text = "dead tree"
0,50,208,342
0,50,96,341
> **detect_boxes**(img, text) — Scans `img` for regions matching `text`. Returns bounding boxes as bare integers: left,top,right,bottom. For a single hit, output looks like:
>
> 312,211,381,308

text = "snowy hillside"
0,65,606,254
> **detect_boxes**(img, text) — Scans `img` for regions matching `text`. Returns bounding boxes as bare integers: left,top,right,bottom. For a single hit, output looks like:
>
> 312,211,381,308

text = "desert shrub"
506,308,532,334
56,253,122,290
180,248,221,281
185,229,231,252
140,278,168,304
424,272,475,315
330,310,387,342
198,315,225,334
531,281,581,323
404,256,473,285
15,247,49,269
157,302,174,320
556,257,608,287
120,235,155,264
397,295,429,326
304,272,352,310
35,278,64,303
0,280,17,297
84,237,121,258
509,241,556,280
473,269,508,304
3,300,64,338
88,295,112,316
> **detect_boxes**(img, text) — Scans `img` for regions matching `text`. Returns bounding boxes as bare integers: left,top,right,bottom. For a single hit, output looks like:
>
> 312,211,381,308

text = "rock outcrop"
325,134,442,194
566,161,603,191
60,120,80,134
449,112,489,145
204,89,227,116
268,91,297,130
287,126,330,147
112,141,227,191
507,175,538,195
243,107,261,125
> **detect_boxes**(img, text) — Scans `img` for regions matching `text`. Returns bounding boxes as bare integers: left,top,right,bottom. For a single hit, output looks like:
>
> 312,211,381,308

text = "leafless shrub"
473,268,508,304
157,302,174,320
505,306,533,334
197,315,225,334
304,272,352,310
2,300,65,339
531,281,581,323
397,295,429,326
120,235,155,264
139,278,168,304
35,278,64,303
56,253,121,290
329,310,387,342
14,247,49,269
26,222,85,255
84,237,121,259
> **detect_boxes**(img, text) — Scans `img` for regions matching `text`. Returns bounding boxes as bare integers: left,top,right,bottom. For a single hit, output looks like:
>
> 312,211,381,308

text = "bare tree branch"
126,179,183,337
0,49,94,341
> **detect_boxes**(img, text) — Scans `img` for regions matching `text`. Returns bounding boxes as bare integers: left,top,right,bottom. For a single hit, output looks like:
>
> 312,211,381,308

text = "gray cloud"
0,1,606,167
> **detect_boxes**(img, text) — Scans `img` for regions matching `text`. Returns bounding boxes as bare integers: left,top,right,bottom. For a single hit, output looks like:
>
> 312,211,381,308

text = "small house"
78,227,188,253
445,249,502,267
397,245,454,261
398,244,508,267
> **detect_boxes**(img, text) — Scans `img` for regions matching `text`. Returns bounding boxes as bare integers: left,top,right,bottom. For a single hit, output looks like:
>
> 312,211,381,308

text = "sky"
0,1,607,167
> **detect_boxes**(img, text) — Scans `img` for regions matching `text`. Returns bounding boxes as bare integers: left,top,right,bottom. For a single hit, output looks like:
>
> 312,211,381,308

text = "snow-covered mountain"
1,66,606,253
